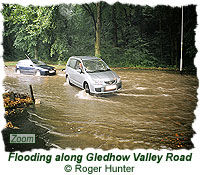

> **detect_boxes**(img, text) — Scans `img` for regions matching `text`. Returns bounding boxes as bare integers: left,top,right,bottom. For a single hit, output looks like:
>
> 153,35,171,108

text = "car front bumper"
91,81,122,94
40,70,56,76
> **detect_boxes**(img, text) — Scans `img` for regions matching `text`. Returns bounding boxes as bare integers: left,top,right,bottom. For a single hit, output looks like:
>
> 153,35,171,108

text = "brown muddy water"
3,67,198,150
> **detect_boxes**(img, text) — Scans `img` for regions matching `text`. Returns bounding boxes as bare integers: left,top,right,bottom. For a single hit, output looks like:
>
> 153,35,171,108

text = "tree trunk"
170,38,174,66
159,17,163,60
95,2,101,57
34,46,38,59
170,28,174,66
175,38,178,68
112,5,118,47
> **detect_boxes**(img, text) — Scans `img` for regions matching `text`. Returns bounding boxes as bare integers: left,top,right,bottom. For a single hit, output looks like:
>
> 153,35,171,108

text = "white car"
16,59,56,76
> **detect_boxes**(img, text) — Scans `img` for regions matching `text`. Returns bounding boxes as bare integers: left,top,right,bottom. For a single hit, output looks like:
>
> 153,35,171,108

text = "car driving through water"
65,56,122,94
16,59,56,76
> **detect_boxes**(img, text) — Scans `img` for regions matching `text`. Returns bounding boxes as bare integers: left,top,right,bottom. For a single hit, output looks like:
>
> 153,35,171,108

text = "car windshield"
31,59,46,66
82,59,110,73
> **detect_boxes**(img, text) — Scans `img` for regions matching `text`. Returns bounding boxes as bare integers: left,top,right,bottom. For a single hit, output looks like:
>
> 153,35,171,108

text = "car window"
27,60,33,66
83,59,110,73
17,60,32,66
18,61,23,65
31,59,46,66
74,60,82,70
68,59,77,69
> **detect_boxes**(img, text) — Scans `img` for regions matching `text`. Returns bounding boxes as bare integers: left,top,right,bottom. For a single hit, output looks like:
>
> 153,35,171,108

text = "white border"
0,1,199,175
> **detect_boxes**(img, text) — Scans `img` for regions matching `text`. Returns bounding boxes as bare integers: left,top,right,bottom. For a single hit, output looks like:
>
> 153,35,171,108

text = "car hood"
88,70,117,81
38,65,54,70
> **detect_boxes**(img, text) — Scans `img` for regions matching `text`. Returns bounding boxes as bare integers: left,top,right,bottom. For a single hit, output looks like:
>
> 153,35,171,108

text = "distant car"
15,59,56,76
65,56,122,94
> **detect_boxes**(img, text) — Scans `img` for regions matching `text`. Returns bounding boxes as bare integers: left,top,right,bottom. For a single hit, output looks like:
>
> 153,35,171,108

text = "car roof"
18,59,31,61
17,59,32,63
17,59,44,63
70,56,100,60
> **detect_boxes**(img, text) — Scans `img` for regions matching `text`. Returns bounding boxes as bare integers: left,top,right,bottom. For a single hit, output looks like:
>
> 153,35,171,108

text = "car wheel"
84,82,90,94
35,70,41,76
16,69,20,74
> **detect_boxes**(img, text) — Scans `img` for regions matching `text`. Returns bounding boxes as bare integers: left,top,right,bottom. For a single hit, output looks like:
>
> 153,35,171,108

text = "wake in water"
75,90,121,104
63,82,101,100
118,93,170,97
75,90,93,100
57,73,66,77
120,84,148,92
63,81,69,86
135,87,148,90
29,112,49,121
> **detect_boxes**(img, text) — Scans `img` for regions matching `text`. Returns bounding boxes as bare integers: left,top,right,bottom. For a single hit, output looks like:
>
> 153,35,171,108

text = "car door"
67,58,85,88
18,60,33,74
67,58,77,85
72,60,85,88
24,60,36,75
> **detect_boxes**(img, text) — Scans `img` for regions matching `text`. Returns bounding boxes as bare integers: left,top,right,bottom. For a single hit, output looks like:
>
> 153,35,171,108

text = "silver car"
65,56,122,94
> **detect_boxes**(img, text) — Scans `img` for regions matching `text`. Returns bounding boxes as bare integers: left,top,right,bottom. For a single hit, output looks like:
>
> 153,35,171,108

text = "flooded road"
3,67,198,150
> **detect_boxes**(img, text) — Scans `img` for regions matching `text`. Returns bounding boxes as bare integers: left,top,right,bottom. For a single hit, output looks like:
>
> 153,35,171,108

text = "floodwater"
3,67,198,150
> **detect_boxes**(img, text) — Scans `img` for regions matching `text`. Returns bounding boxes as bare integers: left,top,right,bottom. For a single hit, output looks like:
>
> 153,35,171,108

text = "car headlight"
116,77,121,83
93,79,103,85
41,69,49,72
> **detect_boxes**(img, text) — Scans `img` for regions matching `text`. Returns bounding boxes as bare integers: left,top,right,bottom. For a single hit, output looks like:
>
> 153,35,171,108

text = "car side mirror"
77,69,82,74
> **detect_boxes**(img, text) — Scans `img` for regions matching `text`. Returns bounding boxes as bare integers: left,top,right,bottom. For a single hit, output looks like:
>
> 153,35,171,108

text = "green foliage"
2,3,197,70
3,5,55,59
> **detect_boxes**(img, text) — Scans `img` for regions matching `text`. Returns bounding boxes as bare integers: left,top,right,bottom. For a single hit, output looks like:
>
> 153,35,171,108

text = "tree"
112,4,118,47
2,4,55,59
95,2,101,57
82,2,103,57
2,3,197,70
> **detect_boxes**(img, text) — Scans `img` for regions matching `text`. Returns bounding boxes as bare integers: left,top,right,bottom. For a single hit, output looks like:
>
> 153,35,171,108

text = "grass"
4,61,18,67
4,61,176,71
49,64,65,70
4,61,193,73
112,66,178,71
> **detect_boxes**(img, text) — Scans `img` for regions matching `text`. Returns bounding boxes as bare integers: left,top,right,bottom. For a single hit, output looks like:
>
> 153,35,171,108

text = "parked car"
15,59,56,76
65,56,122,94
